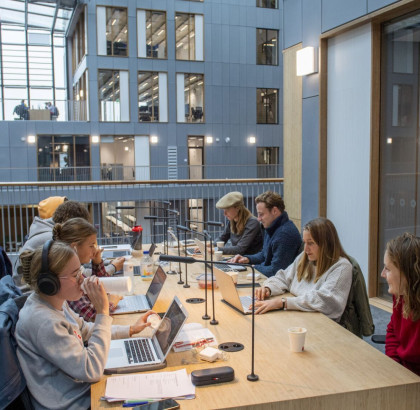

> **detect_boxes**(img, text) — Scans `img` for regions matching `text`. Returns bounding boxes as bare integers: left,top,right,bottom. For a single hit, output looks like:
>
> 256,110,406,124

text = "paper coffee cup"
98,277,132,294
288,327,307,352
216,241,224,249
214,250,223,261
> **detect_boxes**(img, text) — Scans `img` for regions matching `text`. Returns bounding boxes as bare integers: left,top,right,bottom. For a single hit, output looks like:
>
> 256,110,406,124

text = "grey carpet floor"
362,305,392,354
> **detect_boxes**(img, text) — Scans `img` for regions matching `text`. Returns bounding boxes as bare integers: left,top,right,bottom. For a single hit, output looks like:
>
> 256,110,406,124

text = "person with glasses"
381,232,420,376
16,241,155,410
51,217,123,321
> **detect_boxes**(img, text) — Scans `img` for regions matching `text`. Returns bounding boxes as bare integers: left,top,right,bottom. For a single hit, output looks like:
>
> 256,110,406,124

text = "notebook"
112,265,167,314
105,295,188,374
194,239,247,272
212,268,254,315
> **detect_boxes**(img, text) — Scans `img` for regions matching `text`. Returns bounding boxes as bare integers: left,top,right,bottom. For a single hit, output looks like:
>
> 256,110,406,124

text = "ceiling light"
150,135,158,144
27,135,36,144
248,136,256,144
91,135,99,143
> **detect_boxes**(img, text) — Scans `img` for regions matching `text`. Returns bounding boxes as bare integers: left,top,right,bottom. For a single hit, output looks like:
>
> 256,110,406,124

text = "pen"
122,401,148,408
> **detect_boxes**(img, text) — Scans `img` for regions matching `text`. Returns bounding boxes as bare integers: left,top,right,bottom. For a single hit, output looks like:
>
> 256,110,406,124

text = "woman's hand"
129,310,156,337
108,294,123,311
111,257,125,272
83,276,109,316
253,298,283,315
229,254,249,264
92,246,103,265
255,286,271,301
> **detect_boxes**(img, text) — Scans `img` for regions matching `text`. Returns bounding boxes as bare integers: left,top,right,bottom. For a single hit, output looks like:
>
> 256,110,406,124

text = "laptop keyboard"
117,295,148,312
240,295,254,311
125,339,154,364
210,262,247,272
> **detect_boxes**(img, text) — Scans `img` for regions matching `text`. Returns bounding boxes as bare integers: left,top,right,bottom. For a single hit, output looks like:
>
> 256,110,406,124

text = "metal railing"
0,178,283,253
3,164,280,183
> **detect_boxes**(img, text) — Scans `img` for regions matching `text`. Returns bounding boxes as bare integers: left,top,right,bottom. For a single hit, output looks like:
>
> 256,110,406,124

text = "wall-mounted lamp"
387,138,393,144
248,136,256,144
225,137,231,144
150,135,158,144
205,136,213,144
91,135,100,144
296,46,318,76
27,135,36,144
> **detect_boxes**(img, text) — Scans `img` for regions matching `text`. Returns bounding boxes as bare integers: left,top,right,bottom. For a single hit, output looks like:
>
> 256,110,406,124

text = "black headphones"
37,240,60,296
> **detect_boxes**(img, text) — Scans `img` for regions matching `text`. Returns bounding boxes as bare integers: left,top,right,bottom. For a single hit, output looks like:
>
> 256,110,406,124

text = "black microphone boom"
207,221,224,227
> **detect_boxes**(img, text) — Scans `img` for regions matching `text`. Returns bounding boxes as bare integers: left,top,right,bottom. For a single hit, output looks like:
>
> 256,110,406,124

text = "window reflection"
256,29,278,65
98,69,126,122
256,0,278,9
138,72,159,122
106,7,127,56
146,10,166,58
184,74,204,123
256,88,278,124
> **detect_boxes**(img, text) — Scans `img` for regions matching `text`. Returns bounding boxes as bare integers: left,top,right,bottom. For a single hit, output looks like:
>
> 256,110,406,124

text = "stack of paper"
173,323,218,352
104,369,195,402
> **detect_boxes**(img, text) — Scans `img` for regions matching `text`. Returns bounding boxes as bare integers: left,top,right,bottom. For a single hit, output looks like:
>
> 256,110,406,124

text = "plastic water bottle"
141,251,154,280
123,258,134,294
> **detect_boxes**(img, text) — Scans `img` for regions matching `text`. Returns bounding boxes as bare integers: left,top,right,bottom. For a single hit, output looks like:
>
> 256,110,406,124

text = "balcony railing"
0,178,283,253
2,164,280,182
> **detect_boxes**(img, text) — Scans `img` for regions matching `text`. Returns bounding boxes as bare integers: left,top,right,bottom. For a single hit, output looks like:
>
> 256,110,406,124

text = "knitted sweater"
264,253,352,321
246,212,301,277
215,216,263,255
15,292,129,410
386,296,420,376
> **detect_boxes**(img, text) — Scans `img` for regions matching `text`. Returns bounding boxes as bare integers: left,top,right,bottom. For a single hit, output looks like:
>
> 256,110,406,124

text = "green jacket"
339,256,375,338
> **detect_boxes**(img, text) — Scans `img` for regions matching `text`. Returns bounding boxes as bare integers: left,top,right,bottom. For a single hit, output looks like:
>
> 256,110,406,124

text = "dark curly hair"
52,200,90,223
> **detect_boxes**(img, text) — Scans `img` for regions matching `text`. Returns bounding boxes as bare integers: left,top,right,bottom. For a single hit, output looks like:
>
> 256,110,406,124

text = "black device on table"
133,398,179,409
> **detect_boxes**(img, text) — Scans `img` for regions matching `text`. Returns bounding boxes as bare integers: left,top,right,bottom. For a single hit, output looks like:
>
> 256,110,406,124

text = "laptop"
212,268,254,315
194,239,247,272
102,244,132,260
104,296,188,374
111,265,167,314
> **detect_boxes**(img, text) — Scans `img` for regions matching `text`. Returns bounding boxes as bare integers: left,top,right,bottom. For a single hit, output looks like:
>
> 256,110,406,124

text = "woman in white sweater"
254,217,352,321
15,241,154,410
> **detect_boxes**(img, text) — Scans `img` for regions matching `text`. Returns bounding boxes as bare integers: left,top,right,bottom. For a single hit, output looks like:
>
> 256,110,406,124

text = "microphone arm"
176,224,192,288
203,229,218,325
159,254,259,382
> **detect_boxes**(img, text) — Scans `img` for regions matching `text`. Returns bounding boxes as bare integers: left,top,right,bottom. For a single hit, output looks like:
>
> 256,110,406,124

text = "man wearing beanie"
230,191,301,278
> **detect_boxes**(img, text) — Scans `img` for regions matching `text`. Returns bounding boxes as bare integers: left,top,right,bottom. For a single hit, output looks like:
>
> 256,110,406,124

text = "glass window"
175,13,204,61
257,147,278,177
98,69,129,122
137,10,167,58
97,6,127,56
37,135,90,181
177,73,204,123
138,72,168,122
256,29,278,65
377,11,420,300
256,88,278,124
72,70,88,121
256,0,278,8
72,8,86,73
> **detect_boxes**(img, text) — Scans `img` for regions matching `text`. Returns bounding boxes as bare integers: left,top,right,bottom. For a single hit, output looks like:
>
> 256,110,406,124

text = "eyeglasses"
59,267,83,282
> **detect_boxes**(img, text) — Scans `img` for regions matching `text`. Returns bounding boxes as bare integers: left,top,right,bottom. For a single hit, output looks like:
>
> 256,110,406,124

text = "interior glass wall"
137,10,167,59
256,88,278,124
378,11,420,300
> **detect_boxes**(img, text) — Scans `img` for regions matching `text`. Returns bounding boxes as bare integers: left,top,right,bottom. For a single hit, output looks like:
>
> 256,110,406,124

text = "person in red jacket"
381,232,420,376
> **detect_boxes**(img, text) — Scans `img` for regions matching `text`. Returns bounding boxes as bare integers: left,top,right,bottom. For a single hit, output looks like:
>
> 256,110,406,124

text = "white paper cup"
288,327,307,352
98,277,133,294
214,250,223,261
216,241,225,249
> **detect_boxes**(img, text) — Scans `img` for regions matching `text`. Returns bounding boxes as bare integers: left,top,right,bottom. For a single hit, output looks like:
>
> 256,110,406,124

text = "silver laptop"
194,238,247,272
212,268,254,315
112,266,166,314
105,296,188,374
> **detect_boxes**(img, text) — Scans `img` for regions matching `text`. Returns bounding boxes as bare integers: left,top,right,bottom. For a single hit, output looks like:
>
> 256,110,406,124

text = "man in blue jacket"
230,191,301,278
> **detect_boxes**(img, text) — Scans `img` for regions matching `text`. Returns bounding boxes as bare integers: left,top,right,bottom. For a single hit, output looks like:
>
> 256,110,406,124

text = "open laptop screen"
155,298,186,356
145,266,166,308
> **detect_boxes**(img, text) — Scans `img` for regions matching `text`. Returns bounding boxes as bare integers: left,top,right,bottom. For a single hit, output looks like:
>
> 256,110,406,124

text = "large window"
257,147,279,177
137,10,167,58
256,29,278,65
72,7,86,73
72,70,88,121
98,69,129,122
257,0,278,8
378,11,420,300
175,13,204,61
138,72,168,122
256,88,278,124
177,73,204,123
97,6,127,56
37,135,90,181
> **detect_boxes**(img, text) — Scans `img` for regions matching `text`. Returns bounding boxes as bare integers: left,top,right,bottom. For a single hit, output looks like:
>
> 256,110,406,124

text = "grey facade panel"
321,0,367,33
283,0,302,49
368,0,400,13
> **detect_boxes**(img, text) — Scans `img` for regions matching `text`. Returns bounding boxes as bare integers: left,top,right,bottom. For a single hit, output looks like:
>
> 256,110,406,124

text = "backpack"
53,106,59,116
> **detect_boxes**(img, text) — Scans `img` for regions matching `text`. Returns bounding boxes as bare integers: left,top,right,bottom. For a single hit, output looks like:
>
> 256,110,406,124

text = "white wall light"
296,46,318,76
150,135,158,144
27,135,36,144
205,136,213,144
91,135,100,144
248,136,256,144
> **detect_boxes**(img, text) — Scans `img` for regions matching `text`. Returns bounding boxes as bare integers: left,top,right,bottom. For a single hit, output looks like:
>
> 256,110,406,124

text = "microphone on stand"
144,215,158,244
158,255,259,382
176,225,191,288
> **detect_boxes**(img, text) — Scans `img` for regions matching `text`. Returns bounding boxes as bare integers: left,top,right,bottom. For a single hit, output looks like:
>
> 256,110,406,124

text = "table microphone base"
210,319,219,325
166,270,177,275
202,314,210,320
247,373,259,382
177,279,184,284
183,283,191,288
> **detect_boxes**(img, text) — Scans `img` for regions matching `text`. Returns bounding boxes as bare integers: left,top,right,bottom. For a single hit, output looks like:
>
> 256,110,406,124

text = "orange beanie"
38,196,67,219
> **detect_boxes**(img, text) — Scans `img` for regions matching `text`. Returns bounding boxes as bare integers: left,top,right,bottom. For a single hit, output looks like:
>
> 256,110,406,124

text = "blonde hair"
297,218,348,283
20,241,76,292
52,217,97,245
386,233,420,321
230,204,252,235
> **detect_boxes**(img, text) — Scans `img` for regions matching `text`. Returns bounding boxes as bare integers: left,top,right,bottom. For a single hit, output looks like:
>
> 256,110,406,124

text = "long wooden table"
92,257,420,409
